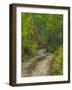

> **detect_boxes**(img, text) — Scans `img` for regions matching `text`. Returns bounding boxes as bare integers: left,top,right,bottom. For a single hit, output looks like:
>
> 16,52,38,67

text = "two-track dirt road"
21,49,54,77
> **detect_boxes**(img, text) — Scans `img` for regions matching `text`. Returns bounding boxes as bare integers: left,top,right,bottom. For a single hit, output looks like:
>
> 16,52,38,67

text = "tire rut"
22,53,54,77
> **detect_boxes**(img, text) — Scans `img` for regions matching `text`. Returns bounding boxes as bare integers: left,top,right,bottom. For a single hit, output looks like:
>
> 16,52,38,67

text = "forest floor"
21,49,54,77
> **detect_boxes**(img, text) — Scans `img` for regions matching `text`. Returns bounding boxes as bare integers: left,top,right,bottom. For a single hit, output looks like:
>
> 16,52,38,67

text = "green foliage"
46,45,59,53
21,13,38,58
29,41,38,55
33,14,63,46
51,47,63,75
46,14,63,31
21,13,63,60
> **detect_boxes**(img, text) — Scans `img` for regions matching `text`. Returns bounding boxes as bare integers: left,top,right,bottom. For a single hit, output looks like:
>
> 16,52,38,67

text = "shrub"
30,42,38,55
46,45,59,53
51,47,63,75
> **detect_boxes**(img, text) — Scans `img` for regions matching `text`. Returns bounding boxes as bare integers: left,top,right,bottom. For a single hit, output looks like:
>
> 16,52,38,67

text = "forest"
21,13,63,76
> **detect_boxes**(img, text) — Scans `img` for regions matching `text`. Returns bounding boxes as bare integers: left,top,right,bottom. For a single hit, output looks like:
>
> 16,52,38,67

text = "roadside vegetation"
51,47,63,75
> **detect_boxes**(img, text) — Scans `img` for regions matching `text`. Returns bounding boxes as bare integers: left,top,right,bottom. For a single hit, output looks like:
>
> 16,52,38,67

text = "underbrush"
46,45,59,53
51,47,63,75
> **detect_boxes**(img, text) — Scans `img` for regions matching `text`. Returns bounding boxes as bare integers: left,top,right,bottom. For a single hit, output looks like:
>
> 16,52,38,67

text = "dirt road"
21,49,54,77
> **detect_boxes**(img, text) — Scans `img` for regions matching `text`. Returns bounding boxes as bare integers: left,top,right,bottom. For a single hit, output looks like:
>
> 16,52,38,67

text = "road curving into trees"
21,49,54,77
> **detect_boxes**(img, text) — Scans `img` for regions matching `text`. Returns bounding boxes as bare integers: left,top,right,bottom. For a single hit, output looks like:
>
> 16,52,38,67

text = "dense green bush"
22,41,38,62
46,45,59,53
51,47,63,75
29,41,38,55
22,41,38,55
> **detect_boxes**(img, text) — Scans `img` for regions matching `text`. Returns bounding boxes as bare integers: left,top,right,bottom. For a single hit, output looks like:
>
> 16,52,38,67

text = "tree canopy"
21,13,63,56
